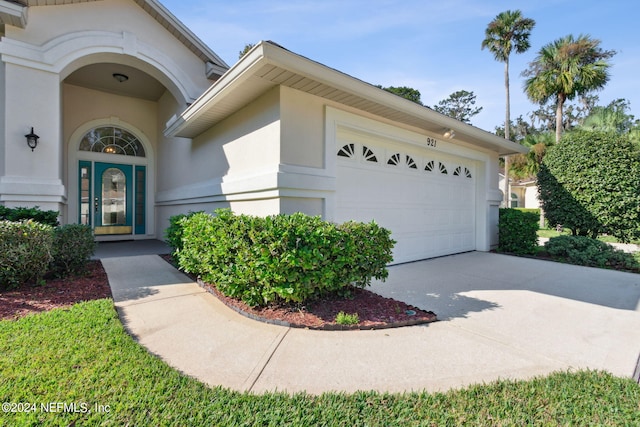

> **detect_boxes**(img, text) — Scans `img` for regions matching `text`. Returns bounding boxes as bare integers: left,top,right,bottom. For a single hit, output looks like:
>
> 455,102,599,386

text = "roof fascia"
168,41,527,155
0,1,27,28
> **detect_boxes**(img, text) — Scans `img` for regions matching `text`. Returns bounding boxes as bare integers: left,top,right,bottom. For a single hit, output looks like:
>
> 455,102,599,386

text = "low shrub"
164,211,203,255
498,208,539,255
50,224,96,277
0,205,59,226
544,235,639,271
177,209,395,307
0,220,54,290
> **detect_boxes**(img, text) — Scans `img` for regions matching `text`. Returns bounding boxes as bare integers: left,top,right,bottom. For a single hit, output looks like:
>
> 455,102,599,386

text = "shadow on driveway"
370,251,640,320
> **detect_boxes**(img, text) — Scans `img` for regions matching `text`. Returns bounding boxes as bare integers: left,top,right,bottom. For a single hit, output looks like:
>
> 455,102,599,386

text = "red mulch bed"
202,281,437,330
1,257,437,329
0,261,111,321
160,255,436,329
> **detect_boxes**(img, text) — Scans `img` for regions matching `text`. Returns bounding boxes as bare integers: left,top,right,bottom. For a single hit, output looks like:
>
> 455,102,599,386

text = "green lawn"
1,300,639,426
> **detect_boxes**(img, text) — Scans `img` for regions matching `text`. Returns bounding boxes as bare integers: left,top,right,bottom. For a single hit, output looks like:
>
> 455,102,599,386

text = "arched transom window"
79,126,146,157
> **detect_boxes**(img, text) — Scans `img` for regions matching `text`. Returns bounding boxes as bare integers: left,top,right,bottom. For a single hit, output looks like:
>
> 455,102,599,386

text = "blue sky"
162,0,640,133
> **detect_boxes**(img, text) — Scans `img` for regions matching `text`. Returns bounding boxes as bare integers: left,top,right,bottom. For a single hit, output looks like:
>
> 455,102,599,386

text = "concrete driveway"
369,252,640,386
104,249,640,394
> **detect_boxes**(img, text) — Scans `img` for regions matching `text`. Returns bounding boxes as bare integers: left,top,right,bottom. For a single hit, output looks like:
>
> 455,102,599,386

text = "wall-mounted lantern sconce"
443,129,456,139
25,127,40,151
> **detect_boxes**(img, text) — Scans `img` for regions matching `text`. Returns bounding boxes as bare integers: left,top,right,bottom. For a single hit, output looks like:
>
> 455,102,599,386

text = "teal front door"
94,162,133,235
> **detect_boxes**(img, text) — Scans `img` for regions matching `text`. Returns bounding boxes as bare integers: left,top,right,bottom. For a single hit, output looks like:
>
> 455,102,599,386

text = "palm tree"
509,132,555,180
580,99,634,134
523,34,615,143
482,10,535,207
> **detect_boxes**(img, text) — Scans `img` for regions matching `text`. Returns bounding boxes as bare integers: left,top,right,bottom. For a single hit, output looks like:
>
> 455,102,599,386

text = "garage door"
335,137,476,264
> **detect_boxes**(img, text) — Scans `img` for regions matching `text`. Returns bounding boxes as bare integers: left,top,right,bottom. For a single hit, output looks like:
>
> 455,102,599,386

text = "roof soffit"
167,42,527,156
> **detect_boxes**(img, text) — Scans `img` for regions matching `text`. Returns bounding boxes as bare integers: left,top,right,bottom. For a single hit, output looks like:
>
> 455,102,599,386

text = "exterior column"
0,63,65,216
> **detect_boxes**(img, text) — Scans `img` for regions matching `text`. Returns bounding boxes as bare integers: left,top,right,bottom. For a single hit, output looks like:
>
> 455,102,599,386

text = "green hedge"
544,235,639,271
50,224,96,278
0,221,95,289
514,208,541,216
0,205,59,226
498,208,540,255
176,209,395,307
0,220,54,289
164,211,202,255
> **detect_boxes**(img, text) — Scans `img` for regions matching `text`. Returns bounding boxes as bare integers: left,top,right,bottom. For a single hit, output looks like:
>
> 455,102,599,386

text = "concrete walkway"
101,249,640,394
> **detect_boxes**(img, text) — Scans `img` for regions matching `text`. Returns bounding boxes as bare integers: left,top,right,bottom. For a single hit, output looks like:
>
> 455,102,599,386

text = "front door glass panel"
93,162,133,235
101,168,127,226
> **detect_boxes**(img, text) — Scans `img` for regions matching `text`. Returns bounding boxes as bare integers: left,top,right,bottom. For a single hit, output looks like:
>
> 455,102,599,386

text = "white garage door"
335,138,476,264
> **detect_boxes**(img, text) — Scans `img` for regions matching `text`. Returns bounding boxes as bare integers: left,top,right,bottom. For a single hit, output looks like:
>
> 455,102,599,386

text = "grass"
1,300,639,426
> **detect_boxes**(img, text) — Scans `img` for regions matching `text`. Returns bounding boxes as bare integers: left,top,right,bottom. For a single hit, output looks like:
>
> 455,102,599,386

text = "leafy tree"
529,94,599,132
238,43,255,59
376,85,423,105
523,34,615,143
432,90,482,123
537,130,640,242
495,115,536,142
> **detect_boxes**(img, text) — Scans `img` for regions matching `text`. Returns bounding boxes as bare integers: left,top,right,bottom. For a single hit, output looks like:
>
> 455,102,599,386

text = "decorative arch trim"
0,30,201,104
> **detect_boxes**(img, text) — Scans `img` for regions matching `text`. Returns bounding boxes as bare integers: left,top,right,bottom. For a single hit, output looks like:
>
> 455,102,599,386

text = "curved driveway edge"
102,252,640,394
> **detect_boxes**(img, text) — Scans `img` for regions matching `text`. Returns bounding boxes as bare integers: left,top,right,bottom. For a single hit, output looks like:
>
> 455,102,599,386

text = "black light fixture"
25,127,39,151
112,73,129,83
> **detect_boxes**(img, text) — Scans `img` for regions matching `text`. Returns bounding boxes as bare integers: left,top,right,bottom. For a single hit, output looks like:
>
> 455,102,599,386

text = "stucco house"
498,174,541,209
0,0,527,264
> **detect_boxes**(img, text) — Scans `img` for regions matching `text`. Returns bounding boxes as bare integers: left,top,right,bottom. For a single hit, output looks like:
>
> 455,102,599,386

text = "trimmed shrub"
544,235,639,271
537,130,640,242
0,220,54,289
514,208,541,217
50,224,96,277
164,211,202,255
177,209,395,307
0,205,59,226
498,208,539,255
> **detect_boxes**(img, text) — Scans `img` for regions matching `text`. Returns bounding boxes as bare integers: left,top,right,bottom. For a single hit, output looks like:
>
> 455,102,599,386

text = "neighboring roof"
0,0,229,79
166,41,528,156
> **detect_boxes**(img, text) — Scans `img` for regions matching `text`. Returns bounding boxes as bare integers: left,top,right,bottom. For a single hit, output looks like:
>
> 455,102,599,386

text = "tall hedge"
498,208,539,255
537,130,640,242
176,210,395,307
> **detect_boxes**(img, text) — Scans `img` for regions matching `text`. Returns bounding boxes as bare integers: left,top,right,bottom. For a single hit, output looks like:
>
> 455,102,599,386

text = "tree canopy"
432,90,483,123
376,86,423,105
523,34,615,142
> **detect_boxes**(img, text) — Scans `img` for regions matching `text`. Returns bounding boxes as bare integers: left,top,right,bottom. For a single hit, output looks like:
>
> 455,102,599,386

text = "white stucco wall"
156,86,283,231
524,184,541,209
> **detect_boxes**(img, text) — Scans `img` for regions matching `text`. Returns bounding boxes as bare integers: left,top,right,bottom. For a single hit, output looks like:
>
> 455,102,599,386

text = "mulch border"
196,278,437,331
